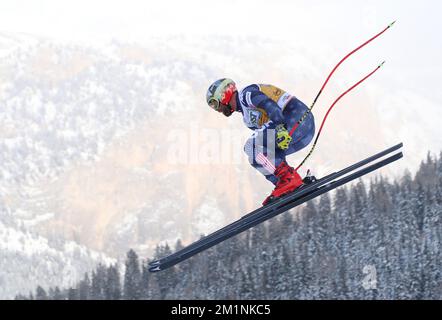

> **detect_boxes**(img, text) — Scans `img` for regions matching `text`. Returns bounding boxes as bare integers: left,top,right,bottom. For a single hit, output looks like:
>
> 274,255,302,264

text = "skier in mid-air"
206,79,315,205
150,22,398,272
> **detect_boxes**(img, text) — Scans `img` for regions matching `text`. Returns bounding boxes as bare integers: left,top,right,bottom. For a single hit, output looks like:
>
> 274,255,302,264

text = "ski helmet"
206,78,237,111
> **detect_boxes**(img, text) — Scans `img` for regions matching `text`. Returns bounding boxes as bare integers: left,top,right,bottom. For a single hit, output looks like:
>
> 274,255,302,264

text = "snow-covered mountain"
0,220,114,299
0,32,440,298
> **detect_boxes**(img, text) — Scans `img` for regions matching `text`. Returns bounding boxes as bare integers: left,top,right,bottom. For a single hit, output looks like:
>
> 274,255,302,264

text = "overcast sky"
0,0,439,44
1,0,440,104
1,2,440,71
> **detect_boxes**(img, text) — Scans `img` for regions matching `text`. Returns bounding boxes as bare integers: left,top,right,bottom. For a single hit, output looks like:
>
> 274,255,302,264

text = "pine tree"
268,245,291,299
91,264,107,300
78,273,91,300
153,244,180,299
317,192,334,298
250,222,266,250
301,200,318,298
105,265,121,300
333,187,350,298
348,180,369,298
67,288,78,300
238,265,254,299
35,286,48,300
140,261,151,299
415,151,437,190
363,181,384,299
52,287,63,300
123,249,142,300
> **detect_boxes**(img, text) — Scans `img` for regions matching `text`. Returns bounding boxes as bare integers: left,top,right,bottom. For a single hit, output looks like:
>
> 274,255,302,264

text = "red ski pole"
294,61,386,171
289,21,395,137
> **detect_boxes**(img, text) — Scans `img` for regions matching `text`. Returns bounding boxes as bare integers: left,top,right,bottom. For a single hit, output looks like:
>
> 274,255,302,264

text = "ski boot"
262,161,304,206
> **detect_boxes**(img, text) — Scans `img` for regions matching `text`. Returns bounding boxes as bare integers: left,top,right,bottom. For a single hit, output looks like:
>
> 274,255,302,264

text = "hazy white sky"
0,0,440,44
1,0,439,100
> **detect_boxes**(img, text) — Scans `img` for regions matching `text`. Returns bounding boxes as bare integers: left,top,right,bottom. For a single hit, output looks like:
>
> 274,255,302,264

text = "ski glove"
275,124,292,150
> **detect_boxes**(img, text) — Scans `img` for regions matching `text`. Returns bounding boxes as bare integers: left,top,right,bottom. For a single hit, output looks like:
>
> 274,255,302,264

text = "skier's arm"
250,91,291,149
250,92,285,125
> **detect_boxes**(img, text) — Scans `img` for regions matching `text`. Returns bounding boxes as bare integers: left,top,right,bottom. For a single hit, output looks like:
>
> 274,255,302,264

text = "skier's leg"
244,125,286,185
283,98,316,155
244,123,308,205
287,116,315,154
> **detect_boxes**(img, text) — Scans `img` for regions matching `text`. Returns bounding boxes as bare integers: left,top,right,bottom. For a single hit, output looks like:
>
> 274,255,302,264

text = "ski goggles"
208,98,221,111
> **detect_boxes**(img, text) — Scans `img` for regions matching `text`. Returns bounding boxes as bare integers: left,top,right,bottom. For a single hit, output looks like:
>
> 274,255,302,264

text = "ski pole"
294,61,386,171
289,21,396,137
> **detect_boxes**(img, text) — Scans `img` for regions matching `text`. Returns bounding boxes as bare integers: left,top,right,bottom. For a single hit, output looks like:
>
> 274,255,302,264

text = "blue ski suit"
236,84,315,185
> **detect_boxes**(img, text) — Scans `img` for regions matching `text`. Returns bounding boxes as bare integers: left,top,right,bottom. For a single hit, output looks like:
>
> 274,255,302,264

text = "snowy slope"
0,221,114,299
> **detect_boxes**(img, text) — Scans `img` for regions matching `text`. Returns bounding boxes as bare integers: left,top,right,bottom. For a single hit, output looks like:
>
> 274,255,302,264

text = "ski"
149,143,403,272
149,142,402,267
